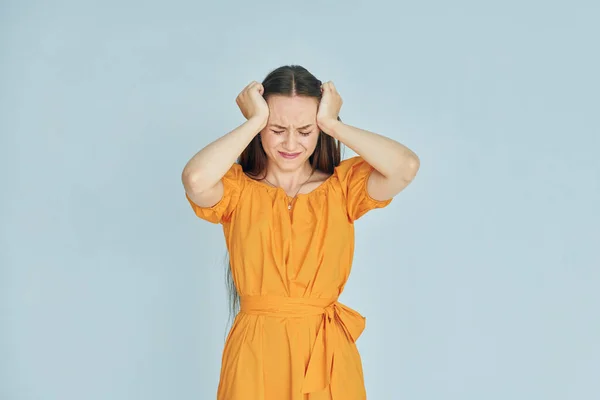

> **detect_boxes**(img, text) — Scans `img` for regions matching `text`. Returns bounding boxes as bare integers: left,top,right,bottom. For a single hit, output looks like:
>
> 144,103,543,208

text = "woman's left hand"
316,81,343,134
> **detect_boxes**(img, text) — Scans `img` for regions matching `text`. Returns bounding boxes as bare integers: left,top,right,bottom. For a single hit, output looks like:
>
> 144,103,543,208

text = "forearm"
182,117,264,192
323,120,420,179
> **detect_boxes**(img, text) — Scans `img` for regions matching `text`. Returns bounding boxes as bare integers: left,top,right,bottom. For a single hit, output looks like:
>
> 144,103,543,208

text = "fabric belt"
240,295,366,395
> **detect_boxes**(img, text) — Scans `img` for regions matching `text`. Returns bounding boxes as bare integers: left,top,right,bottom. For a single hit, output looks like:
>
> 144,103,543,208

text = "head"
239,65,342,178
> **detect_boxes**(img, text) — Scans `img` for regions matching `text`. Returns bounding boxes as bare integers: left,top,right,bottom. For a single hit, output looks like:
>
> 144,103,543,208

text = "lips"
279,151,301,159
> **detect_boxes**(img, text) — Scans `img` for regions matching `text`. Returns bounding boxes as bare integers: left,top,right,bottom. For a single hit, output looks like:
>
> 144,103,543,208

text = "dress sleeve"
185,163,245,224
335,156,393,222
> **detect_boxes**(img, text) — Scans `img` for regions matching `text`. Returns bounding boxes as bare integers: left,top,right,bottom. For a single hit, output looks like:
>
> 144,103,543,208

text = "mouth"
278,151,301,159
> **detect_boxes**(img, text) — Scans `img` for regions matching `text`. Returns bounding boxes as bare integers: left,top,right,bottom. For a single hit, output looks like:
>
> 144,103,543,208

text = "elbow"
181,167,207,193
392,153,420,183
404,155,420,182
407,154,420,178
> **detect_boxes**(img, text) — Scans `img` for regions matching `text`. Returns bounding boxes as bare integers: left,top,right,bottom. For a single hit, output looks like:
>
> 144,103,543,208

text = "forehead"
267,95,318,126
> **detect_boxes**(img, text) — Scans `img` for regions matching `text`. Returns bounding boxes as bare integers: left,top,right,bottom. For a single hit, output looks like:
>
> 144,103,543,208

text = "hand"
236,81,269,128
316,81,343,134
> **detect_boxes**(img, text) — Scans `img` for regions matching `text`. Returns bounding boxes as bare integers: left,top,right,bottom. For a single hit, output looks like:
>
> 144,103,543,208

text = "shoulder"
223,162,247,185
333,156,373,181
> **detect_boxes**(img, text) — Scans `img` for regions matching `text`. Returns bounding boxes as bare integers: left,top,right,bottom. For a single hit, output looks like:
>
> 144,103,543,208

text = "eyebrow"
269,124,314,130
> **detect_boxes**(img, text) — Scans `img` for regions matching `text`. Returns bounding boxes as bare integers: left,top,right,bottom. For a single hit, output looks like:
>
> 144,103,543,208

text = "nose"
282,131,298,151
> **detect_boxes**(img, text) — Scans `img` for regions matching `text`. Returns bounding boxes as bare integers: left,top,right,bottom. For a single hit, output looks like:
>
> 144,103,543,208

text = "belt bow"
301,300,366,393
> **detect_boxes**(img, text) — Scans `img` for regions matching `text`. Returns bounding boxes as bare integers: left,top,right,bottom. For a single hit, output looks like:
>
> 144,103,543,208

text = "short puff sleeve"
335,156,393,222
185,163,245,224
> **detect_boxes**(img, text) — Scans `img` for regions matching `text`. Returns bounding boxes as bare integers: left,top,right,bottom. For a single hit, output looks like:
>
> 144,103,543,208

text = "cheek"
302,134,319,150
261,133,280,149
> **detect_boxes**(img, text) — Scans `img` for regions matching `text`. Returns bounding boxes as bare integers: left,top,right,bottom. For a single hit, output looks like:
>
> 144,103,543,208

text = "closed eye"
272,130,311,136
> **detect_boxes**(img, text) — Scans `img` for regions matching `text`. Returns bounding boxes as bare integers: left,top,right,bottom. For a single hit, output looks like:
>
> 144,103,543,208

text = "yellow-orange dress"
185,156,392,400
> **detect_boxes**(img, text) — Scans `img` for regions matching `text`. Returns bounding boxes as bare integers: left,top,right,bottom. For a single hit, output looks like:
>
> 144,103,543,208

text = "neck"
264,161,314,190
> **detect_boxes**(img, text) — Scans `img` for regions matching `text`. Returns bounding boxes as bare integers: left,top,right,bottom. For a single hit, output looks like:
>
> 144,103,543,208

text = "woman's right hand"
236,81,269,128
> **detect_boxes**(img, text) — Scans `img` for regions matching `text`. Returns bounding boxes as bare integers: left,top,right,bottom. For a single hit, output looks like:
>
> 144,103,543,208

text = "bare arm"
317,82,420,201
181,81,269,207
181,118,265,207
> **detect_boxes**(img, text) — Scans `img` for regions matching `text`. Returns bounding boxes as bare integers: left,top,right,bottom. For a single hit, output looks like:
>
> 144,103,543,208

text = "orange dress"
185,156,392,400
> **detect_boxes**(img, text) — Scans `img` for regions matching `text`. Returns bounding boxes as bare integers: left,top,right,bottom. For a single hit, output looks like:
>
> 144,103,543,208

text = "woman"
181,65,419,400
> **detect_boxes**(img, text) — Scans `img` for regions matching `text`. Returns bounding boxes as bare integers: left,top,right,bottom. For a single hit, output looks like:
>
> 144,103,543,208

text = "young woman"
182,65,420,400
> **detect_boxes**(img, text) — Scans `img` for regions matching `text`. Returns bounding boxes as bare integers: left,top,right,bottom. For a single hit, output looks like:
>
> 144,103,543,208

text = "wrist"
318,119,343,137
247,115,268,132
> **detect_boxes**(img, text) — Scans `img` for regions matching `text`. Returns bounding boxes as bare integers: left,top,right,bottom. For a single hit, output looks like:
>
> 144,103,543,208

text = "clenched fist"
236,81,269,128
316,81,343,134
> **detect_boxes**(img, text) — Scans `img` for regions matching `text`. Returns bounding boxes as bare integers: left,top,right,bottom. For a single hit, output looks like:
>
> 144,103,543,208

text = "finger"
247,81,259,92
258,84,264,95
251,82,263,93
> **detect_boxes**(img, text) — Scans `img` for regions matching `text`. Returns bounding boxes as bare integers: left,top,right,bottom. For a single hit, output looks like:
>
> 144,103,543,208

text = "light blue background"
1,1,599,399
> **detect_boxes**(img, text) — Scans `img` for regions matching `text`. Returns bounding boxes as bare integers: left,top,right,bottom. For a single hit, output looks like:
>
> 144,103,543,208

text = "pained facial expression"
260,95,320,171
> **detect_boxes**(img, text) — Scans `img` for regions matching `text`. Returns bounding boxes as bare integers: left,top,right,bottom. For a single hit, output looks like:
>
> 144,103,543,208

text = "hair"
224,65,344,326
